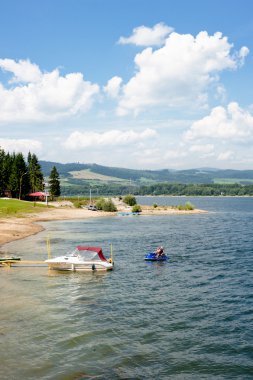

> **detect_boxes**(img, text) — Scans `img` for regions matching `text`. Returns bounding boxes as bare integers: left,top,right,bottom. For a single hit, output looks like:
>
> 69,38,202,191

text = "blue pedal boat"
144,252,168,261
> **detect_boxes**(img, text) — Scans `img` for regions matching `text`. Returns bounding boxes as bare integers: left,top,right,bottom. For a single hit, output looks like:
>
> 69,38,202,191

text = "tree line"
0,148,61,200
60,182,253,197
136,182,253,196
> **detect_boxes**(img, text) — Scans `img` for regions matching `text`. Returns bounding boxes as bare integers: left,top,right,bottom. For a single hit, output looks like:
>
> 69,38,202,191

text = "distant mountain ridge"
40,161,253,185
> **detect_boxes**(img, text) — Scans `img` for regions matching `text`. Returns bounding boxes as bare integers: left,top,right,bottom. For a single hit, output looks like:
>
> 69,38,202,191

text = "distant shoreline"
0,204,207,249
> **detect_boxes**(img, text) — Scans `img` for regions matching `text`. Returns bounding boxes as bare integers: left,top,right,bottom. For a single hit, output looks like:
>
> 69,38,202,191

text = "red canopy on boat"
76,246,107,261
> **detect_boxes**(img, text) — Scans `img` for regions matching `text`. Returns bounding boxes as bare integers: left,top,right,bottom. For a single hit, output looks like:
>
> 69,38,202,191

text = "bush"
73,199,90,208
102,198,117,212
123,194,137,206
153,203,158,208
73,201,82,208
185,201,194,210
95,197,106,210
95,197,117,212
132,204,142,213
176,202,195,210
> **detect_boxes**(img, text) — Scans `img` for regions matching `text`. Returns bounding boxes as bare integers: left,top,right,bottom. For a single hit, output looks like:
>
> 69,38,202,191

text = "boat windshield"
69,249,100,261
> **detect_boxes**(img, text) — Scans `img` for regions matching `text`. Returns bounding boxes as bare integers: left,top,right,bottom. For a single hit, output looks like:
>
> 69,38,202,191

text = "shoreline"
0,205,207,249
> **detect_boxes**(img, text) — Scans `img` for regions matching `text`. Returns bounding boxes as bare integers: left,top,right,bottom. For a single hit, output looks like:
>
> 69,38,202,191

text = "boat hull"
45,246,114,272
46,259,113,272
144,253,168,261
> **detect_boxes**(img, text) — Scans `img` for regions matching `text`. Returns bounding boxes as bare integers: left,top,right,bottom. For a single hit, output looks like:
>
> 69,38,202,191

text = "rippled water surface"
1,197,253,379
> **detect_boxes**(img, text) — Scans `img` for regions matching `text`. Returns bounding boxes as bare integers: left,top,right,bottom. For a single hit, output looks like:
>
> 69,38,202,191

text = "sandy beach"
0,200,207,247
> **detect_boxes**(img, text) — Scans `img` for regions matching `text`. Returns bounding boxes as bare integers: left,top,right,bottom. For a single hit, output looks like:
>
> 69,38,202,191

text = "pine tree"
9,153,29,199
28,153,44,192
0,148,5,196
49,166,61,199
2,152,14,196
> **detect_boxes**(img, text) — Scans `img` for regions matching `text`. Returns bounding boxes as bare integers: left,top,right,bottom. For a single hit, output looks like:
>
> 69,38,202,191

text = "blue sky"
0,0,253,169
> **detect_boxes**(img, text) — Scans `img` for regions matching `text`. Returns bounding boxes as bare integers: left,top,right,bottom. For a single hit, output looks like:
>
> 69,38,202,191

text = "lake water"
1,197,253,379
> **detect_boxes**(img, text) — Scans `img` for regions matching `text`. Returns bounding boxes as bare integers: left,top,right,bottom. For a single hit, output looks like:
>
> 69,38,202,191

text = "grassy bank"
0,199,50,218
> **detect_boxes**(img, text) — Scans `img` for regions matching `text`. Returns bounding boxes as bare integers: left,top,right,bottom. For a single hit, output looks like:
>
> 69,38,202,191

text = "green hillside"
39,161,253,196
40,161,253,184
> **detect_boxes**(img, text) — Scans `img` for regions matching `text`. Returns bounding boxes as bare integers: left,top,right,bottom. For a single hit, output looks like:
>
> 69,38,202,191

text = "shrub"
123,194,137,206
185,201,194,210
73,201,82,208
95,197,106,210
95,197,117,212
176,202,195,210
102,198,117,212
132,204,142,213
73,199,89,208
153,203,158,208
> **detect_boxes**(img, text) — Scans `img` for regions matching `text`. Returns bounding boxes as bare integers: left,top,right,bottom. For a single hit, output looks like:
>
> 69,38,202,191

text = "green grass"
69,169,125,182
0,199,50,217
213,178,253,184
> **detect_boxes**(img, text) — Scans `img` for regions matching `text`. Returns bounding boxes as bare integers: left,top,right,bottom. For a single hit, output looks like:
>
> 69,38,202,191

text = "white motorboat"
45,246,113,272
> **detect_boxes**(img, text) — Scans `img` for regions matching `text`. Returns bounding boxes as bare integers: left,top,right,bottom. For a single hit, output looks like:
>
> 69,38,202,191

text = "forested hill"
39,161,253,185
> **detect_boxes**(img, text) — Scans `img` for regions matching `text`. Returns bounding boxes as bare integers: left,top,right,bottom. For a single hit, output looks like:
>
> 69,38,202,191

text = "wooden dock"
0,259,48,268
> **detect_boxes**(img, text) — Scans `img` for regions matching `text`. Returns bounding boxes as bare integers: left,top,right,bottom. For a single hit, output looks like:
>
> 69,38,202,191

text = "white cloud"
189,144,214,154
237,46,249,66
0,58,42,83
63,128,157,149
0,59,99,123
217,150,234,160
118,22,173,46
185,102,253,141
0,138,42,155
103,76,122,98
117,31,249,116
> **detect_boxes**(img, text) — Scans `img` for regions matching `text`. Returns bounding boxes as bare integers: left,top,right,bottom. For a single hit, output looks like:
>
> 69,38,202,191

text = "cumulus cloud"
217,150,234,161
189,144,214,154
0,59,99,123
0,58,42,83
63,128,157,149
0,138,42,155
103,76,123,98
117,31,249,116
118,22,173,46
184,102,253,141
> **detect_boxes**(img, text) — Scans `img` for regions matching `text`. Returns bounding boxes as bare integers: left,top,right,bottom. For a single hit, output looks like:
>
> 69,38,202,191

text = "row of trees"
136,183,253,196
59,181,253,197
0,148,61,200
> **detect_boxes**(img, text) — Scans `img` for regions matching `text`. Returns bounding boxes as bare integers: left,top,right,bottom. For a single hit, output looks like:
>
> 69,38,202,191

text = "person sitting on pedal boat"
155,246,164,257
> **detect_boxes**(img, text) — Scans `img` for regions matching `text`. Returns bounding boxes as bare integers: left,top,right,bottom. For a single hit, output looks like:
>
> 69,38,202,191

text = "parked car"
87,205,97,211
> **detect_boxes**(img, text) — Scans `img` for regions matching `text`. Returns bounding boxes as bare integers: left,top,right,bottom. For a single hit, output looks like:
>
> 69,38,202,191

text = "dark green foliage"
8,153,29,199
95,197,117,212
49,166,61,199
174,202,195,210
123,194,137,206
28,152,44,193
102,198,117,212
0,148,46,199
57,181,253,197
132,204,142,213
95,197,106,210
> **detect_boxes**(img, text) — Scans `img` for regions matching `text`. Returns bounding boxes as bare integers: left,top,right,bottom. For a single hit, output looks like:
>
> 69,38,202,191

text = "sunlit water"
1,197,253,379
